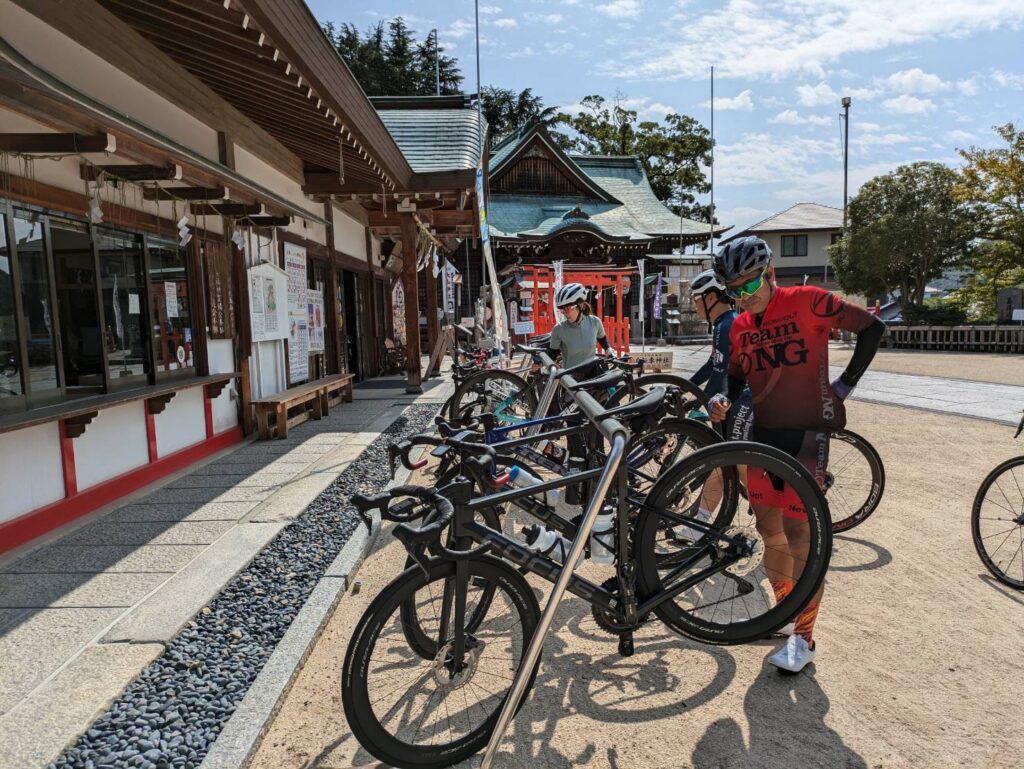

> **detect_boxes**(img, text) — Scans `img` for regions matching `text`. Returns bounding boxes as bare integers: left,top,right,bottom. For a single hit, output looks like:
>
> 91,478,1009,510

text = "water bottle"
507,465,579,518
522,524,582,567
589,508,616,565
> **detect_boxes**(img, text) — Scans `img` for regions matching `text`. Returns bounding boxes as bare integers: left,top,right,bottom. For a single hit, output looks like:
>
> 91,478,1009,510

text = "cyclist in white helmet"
545,282,612,368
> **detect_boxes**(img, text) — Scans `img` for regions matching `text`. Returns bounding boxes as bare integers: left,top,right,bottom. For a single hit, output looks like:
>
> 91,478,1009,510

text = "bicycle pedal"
617,633,635,657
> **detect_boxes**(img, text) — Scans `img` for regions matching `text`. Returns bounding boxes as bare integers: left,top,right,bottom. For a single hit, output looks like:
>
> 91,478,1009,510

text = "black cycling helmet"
713,236,773,282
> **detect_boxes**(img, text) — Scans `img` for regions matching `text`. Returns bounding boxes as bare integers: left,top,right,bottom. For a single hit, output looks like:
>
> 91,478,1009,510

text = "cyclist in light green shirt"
546,283,612,368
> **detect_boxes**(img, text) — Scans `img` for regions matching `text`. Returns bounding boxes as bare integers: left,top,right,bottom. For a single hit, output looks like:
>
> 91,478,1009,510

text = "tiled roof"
375,108,485,173
740,203,843,234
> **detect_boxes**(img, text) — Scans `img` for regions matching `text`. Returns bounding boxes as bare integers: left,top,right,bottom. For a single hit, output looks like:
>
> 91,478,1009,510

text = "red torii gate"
515,265,633,354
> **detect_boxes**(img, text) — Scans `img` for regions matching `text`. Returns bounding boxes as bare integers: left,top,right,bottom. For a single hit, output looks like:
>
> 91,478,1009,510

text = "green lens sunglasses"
725,268,768,300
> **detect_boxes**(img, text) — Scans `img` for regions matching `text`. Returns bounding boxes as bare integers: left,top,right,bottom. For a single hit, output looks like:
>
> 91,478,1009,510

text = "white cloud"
770,109,832,126
492,18,518,28
853,132,914,148
446,19,473,38
883,94,935,114
525,12,565,23
479,5,502,14
957,77,980,96
946,129,976,143
596,0,642,20
715,132,840,187
717,206,775,231
602,1,1024,81
544,42,575,55
773,160,916,204
882,68,951,93
703,89,754,111
619,97,676,118
992,70,1024,89
797,82,839,107
507,46,538,58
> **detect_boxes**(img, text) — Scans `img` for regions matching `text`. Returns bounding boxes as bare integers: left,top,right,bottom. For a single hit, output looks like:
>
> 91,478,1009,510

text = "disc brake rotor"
431,637,484,689
722,526,763,577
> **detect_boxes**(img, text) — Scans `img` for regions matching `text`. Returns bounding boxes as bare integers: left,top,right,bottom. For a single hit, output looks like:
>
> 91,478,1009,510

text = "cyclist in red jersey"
708,236,885,673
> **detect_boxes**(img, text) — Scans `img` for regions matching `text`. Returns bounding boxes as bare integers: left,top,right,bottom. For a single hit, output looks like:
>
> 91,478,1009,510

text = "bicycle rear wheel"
826,430,886,532
634,442,832,644
972,456,1024,589
343,555,541,769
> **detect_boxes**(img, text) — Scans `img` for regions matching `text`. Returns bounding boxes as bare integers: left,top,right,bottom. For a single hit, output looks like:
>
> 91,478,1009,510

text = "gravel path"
48,405,438,769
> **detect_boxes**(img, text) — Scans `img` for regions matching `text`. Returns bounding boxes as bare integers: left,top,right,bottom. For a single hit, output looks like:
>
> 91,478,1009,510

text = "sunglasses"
725,268,768,300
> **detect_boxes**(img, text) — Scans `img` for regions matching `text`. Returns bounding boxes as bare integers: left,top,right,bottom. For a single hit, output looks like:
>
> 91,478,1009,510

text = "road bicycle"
971,410,1024,589
341,354,832,769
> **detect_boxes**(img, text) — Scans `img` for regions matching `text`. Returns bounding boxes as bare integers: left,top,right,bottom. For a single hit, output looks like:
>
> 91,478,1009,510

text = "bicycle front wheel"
447,369,538,425
826,430,886,532
634,442,832,645
342,555,541,769
972,456,1024,589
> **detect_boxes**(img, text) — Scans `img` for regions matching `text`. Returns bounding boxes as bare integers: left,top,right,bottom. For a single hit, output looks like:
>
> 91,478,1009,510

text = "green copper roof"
376,108,485,173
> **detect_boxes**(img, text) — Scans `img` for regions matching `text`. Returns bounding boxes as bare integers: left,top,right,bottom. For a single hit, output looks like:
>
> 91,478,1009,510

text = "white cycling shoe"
768,635,816,673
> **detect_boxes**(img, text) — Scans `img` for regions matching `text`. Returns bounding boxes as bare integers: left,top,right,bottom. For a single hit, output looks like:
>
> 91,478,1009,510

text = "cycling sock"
794,600,821,644
770,579,794,605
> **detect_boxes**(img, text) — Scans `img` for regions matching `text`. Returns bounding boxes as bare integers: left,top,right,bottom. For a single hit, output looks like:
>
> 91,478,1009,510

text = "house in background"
721,203,842,288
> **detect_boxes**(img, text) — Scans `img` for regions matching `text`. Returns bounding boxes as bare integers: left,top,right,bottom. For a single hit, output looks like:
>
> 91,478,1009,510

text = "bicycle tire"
971,455,1024,589
447,369,538,425
342,555,541,769
634,442,832,645
399,503,504,659
626,418,728,497
826,429,886,532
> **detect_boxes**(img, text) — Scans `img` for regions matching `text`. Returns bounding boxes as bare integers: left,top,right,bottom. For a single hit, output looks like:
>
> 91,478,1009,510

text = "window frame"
145,234,197,384
94,226,152,392
781,233,809,257
0,201,29,413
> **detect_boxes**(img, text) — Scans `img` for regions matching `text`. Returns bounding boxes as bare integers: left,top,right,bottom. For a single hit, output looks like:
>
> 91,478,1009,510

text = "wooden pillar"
399,214,422,392
425,253,440,377
323,201,341,375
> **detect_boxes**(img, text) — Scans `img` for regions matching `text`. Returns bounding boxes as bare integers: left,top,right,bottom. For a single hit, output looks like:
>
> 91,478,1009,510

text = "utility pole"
841,96,851,231
709,65,715,255
431,29,440,96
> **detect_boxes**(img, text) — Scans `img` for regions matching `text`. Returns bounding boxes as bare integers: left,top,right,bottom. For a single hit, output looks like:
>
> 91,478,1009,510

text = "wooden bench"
322,373,355,407
253,374,356,439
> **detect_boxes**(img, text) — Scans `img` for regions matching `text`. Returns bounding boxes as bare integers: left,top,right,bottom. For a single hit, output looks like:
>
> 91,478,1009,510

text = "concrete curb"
198,456,416,769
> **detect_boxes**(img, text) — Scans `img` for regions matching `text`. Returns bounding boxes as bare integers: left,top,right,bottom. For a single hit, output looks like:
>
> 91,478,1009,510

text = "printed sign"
248,261,287,342
460,316,475,328
165,282,178,319
512,321,535,335
128,293,140,315
284,243,309,382
307,288,325,352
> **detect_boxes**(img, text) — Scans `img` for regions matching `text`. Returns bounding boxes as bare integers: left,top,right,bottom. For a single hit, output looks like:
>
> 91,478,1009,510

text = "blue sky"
308,0,1024,234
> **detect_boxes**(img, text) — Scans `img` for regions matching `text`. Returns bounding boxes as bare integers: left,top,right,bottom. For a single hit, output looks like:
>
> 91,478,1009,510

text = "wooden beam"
245,215,293,227
142,186,229,201
0,132,114,153
81,163,182,182
11,0,305,183
190,202,264,216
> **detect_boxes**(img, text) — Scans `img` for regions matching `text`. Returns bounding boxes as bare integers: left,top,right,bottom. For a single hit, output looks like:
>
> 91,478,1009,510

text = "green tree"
480,87,564,144
323,18,463,96
949,240,1024,321
956,123,1024,264
829,161,977,308
553,95,713,219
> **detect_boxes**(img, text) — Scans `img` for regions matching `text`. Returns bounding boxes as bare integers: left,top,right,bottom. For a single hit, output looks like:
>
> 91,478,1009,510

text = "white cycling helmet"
690,269,727,298
554,282,588,308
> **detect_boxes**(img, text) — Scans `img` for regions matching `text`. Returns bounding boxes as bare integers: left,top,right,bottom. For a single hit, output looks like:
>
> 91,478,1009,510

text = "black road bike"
972,411,1024,589
340,359,833,769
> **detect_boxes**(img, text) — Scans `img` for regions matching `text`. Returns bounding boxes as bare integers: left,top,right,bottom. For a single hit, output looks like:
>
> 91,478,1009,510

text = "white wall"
332,205,368,261
0,0,220,160
207,339,239,434
75,401,149,490
233,146,324,233
154,386,206,458
0,423,64,523
766,230,837,270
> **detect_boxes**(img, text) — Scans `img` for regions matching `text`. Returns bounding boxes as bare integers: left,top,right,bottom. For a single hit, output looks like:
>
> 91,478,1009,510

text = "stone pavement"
0,371,451,769
669,343,1024,425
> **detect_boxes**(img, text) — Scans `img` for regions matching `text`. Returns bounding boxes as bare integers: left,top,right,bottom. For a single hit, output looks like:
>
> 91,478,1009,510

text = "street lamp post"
431,29,440,96
841,96,851,231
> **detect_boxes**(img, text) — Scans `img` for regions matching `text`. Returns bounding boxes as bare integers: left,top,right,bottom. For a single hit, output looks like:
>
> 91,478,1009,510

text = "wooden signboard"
203,239,236,340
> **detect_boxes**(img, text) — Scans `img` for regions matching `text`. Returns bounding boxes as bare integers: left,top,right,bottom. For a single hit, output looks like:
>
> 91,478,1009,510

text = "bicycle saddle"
568,370,625,392
595,387,666,420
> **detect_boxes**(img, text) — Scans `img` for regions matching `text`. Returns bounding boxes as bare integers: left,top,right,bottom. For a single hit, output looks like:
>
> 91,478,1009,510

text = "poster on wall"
307,288,325,352
289,312,309,381
284,243,309,382
248,261,288,342
165,282,179,318
391,280,406,344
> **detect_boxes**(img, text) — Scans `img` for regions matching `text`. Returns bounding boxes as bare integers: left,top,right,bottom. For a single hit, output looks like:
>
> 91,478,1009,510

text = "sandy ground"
250,400,1024,769
829,344,1021,386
